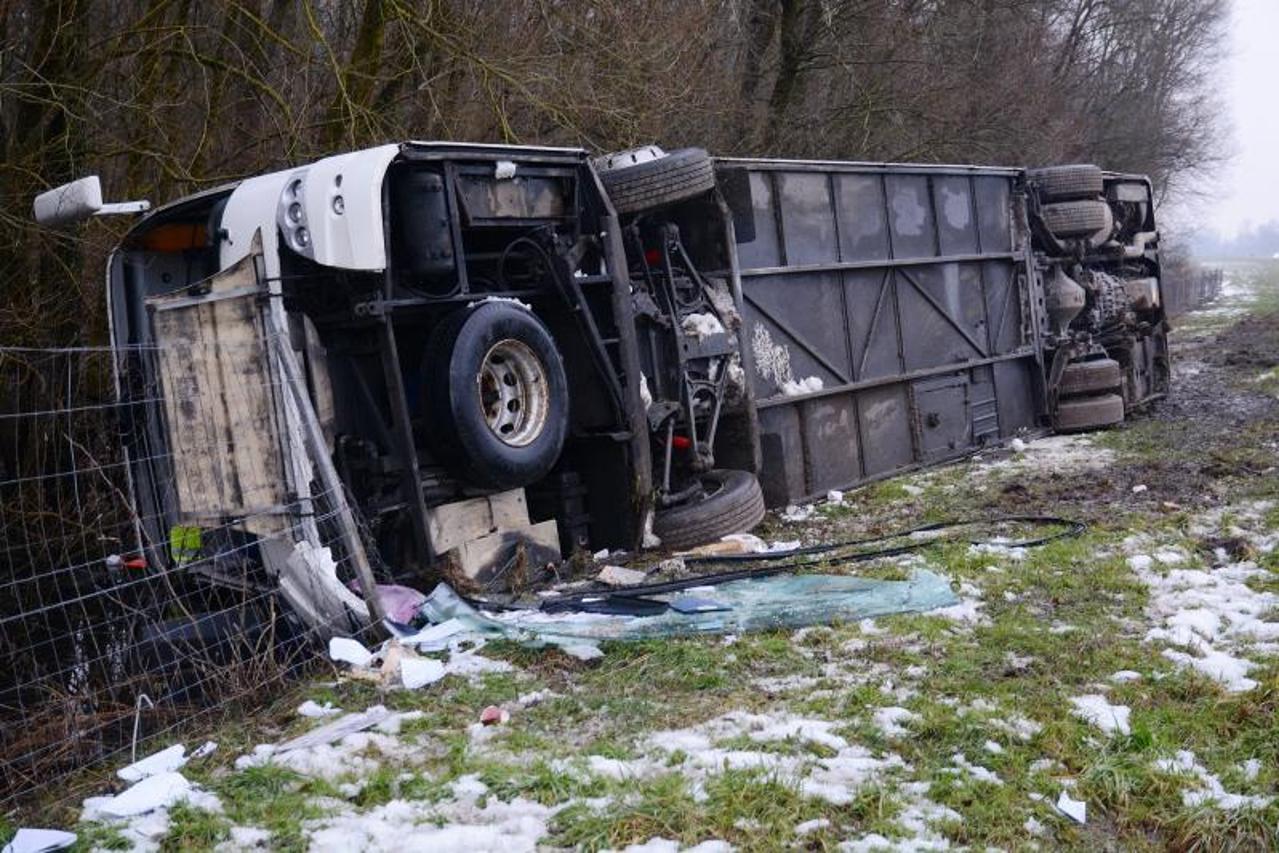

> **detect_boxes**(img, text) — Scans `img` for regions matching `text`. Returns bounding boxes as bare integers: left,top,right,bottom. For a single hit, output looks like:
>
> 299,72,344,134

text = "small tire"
653,469,766,550
1058,358,1122,397
1042,200,1114,240
598,147,716,215
1029,165,1104,202
1054,393,1124,432
422,302,569,490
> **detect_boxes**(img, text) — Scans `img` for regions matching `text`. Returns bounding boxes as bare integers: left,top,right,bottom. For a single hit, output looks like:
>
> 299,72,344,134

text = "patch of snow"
794,818,830,835
780,503,815,523
468,295,533,311
82,771,221,821
1241,758,1263,781
1154,750,1273,810
1110,670,1142,683
1068,695,1131,736
945,752,1002,785
873,706,920,738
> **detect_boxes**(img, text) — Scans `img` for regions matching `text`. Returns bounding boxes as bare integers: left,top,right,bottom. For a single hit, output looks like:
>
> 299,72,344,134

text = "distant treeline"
0,0,1229,345
1192,222,1279,259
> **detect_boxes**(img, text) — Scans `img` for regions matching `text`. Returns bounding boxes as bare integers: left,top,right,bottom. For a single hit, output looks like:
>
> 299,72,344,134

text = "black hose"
534,515,1085,610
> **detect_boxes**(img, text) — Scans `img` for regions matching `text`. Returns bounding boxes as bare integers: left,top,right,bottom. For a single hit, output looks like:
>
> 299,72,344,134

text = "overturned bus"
41,142,1166,632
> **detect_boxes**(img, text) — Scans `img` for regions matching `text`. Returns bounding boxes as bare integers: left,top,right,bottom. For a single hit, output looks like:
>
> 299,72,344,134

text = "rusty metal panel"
717,158,1044,505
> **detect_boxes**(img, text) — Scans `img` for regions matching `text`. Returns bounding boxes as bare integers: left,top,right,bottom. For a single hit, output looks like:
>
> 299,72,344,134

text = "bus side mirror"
34,176,150,227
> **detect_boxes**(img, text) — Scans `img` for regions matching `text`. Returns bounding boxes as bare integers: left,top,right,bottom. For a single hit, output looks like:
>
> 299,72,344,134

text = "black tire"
599,148,716,215
1058,358,1122,397
1029,165,1104,202
1042,200,1113,239
1054,393,1124,432
422,302,569,490
653,469,766,550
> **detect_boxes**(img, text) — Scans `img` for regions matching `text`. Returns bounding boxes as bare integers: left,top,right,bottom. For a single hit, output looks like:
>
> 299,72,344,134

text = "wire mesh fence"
0,338,379,816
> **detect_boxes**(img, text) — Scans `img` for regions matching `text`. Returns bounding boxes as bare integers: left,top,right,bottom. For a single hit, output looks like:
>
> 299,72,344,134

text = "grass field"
10,261,1279,852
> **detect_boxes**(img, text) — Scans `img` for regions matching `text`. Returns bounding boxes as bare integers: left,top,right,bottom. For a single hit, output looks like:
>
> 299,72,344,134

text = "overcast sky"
1205,0,1279,237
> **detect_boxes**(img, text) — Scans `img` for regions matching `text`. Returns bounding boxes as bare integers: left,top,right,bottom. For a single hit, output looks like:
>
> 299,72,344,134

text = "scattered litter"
902,484,924,497
480,705,510,726
780,504,815,523
593,548,610,560
1023,816,1047,837
191,741,217,760
494,160,517,180
298,700,341,718
329,636,373,668
1132,484,1148,494
82,771,219,820
1110,670,1142,683
1241,758,1262,781
369,584,427,625
118,743,186,782
400,656,446,689
826,489,844,504
276,706,391,754
2,829,76,853
681,312,726,339
670,596,731,614
395,618,471,651
597,564,649,586
1056,790,1087,824
562,643,605,661
1069,694,1131,735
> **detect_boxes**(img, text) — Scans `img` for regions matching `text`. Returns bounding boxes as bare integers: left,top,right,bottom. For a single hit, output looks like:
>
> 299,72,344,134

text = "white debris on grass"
1,828,77,853
82,771,222,821
561,644,604,661
968,541,1028,561
298,700,341,718
780,503,815,523
329,636,373,668
826,489,844,504
1068,694,1131,736
982,740,1004,755
1241,758,1263,781
1132,484,1148,494
872,706,919,738
618,840,732,853
218,826,271,851
1023,816,1047,837
680,312,726,339
400,656,446,689
1110,670,1142,683
1056,790,1087,824
902,484,924,497
1010,437,1027,453
118,744,188,782
1154,750,1274,810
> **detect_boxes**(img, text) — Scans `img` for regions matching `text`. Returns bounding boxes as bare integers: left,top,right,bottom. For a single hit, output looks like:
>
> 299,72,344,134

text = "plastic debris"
82,772,197,819
670,596,731,614
298,700,341,718
597,565,649,586
400,656,446,689
1056,790,1087,824
494,160,517,180
419,570,958,645
1131,484,1148,494
191,741,217,760
370,583,428,625
276,706,391,754
826,489,844,503
479,705,509,726
118,743,186,782
394,617,471,650
2,828,76,853
1011,437,1027,452
329,636,373,668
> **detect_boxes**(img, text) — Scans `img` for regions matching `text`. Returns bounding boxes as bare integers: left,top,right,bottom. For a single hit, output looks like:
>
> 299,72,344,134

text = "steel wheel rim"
477,338,549,447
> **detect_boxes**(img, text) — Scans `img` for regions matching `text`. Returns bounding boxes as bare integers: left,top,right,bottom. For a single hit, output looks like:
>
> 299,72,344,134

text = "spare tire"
422,302,569,490
1029,165,1104,202
1054,393,1124,433
653,469,765,550
1042,200,1114,241
597,147,716,215
1058,358,1122,397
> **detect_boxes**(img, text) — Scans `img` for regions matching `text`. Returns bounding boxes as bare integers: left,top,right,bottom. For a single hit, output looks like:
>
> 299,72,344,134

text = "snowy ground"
49,261,1279,852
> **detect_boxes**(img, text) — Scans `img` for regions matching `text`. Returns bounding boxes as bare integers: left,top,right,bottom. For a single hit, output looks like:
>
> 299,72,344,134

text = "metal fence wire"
0,341,380,815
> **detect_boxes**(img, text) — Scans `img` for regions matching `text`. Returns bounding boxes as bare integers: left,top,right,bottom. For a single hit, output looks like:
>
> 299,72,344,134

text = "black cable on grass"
535,515,1086,611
